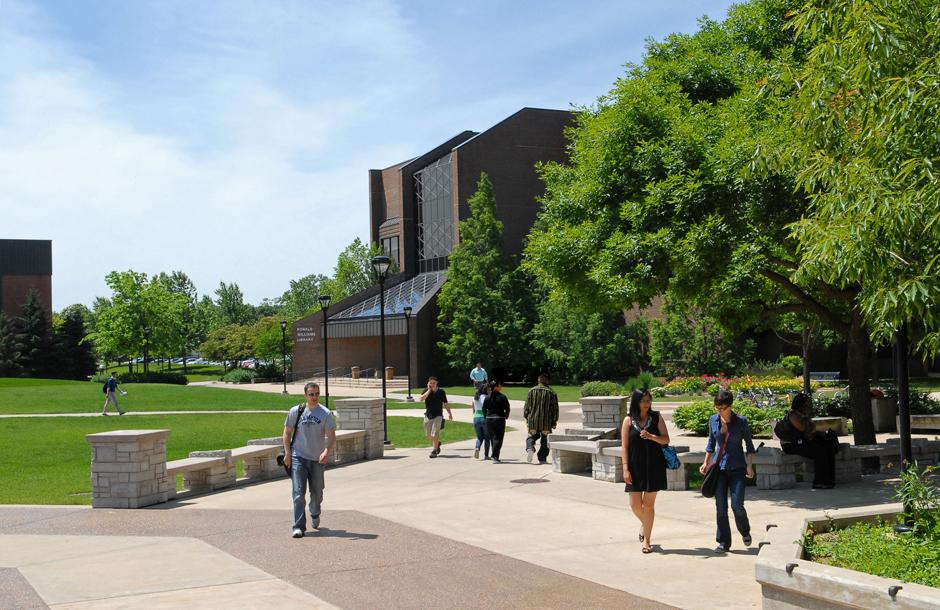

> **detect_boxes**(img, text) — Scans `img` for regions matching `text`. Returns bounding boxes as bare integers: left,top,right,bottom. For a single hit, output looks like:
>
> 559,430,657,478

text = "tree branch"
759,269,849,334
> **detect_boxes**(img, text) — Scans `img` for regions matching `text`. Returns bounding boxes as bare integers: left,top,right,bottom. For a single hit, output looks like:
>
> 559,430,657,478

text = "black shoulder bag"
278,404,306,476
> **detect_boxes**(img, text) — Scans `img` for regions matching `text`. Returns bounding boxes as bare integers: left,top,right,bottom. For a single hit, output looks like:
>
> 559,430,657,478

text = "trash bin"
385,366,394,380
351,366,360,379
871,398,898,432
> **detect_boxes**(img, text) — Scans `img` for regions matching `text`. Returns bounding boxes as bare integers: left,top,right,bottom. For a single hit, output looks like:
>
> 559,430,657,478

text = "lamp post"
143,326,151,375
403,306,413,402
318,295,332,406
280,320,288,395
371,254,391,443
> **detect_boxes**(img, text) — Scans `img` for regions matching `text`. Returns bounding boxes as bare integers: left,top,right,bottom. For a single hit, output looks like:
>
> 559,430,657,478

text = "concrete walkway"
0,385,918,609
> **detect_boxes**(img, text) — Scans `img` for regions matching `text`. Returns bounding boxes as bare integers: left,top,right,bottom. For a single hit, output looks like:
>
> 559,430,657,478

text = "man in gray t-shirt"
283,382,336,538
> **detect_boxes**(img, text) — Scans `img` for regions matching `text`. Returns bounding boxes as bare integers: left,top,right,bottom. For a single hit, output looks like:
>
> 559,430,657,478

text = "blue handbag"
661,445,680,470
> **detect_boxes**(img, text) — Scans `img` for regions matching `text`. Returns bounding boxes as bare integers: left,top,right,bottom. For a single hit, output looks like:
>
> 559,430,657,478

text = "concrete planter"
756,504,940,609
871,397,898,432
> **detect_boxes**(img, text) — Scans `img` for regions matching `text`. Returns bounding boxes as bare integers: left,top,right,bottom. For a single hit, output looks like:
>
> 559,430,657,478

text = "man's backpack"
102,381,109,394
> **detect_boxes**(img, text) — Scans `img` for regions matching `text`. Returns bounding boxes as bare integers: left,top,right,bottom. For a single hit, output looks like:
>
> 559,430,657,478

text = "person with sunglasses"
283,382,336,539
699,389,756,553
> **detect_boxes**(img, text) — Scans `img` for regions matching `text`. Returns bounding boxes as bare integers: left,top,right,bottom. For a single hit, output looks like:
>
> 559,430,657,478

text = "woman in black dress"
621,389,670,553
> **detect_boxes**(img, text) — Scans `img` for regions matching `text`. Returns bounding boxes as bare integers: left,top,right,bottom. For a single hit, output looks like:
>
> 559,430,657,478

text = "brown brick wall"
1,275,52,319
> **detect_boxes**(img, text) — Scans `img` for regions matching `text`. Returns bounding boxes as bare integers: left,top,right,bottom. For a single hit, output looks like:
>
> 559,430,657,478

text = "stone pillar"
86,429,172,509
333,398,385,459
186,450,236,492
579,396,629,430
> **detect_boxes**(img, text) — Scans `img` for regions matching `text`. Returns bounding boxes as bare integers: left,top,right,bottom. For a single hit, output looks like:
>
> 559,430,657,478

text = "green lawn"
387,399,469,410
104,362,230,382
0,378,305,414
0,413,475,505
912,377,940,393
423,384,583,402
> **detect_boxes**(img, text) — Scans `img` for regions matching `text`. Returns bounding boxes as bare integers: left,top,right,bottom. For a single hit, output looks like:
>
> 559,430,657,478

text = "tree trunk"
846,310,876,445
802,327,811,394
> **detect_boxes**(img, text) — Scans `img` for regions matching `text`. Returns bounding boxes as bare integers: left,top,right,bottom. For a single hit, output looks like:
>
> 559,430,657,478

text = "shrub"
91,372,187,385
254,361,282,379
813,393,852,418
879,386,940,415
663,376,707,394
672,400,714,435
672,399,785,437
895,463,940,539
649,386,667,398
580,380,623,397
779,355,803,377
623,372,656,393
222,368,257,383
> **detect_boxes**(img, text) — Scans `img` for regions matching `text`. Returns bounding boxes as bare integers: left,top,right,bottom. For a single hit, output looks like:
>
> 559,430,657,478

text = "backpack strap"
288,404,306,453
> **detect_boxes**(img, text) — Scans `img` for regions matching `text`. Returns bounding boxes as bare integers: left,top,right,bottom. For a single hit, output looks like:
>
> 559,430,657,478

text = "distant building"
292,108,574,384
0,239,52,318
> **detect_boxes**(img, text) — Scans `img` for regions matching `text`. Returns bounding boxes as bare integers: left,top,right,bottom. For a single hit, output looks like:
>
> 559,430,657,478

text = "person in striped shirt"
523,373,559,464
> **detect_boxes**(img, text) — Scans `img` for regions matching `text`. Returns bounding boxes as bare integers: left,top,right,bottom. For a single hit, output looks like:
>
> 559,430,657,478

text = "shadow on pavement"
312,527,378,540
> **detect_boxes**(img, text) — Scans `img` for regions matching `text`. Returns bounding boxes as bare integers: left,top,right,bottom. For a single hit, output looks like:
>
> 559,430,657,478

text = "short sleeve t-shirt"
424,388,448,419
284,404,336,461
106,378,119,392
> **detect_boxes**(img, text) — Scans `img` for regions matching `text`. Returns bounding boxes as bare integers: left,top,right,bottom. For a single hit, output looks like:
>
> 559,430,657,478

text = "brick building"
292,108,574,384
0,239,53,319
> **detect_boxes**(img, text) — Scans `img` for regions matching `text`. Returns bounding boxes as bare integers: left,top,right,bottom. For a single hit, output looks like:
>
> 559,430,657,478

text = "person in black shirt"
482,380,511,463
419,376,452,458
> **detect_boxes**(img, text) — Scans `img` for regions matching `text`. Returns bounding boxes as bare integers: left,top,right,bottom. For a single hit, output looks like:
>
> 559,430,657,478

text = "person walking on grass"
483,380,510,463
524,373,559,464
470,361,488,391
420,376,452,458
621,389,669,554
283,382,336,539
700,389,756,553
101,372,125,416
472,383,491,459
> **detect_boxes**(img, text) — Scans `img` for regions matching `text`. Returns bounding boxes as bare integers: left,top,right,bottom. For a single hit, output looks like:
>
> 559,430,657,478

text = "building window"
381,236,400,269
414,154,454,270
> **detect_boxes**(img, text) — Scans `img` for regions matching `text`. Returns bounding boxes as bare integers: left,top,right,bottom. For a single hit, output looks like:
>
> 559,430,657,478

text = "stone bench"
812,416,847,435
899,414,940,432
166,451,234,499
550,440,602,474
247,429,368,467
672,444,861,490
595,445,691,484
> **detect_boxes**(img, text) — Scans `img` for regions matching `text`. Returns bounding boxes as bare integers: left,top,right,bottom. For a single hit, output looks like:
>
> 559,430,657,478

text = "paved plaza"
0,384,913,609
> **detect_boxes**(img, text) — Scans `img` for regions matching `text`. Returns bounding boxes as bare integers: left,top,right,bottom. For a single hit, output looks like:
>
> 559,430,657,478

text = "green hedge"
90,372,188,385
672,399,785,437
580,381,623,397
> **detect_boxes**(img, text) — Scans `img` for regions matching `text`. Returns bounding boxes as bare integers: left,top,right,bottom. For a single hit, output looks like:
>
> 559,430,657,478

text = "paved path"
0,382,917,609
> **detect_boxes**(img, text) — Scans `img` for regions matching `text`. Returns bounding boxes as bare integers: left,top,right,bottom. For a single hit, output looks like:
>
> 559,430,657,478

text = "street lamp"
371,254,391,443
143,326,151,375
318,295,332,406
280,320,288,395
403,306,413,402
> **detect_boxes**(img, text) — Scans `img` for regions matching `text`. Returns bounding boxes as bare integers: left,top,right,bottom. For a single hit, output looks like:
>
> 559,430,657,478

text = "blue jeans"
714,468,750,549
473,418,490,455
291,455,325,531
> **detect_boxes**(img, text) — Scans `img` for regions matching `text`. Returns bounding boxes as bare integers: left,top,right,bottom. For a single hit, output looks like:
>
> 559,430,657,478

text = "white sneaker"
526,449,534,463
292,528,303,538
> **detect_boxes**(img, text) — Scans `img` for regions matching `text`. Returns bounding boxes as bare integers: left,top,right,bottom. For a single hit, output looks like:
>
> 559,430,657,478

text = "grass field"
0,413,474,505
0,378,308,414
422,384,583,402
387,399,469,410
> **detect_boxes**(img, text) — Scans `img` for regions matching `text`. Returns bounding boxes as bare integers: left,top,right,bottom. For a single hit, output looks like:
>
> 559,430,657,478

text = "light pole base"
383,441,396,449
405,396,414,402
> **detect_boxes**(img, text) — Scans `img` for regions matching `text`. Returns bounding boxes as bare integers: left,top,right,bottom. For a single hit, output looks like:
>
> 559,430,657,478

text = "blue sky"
0,0,737,310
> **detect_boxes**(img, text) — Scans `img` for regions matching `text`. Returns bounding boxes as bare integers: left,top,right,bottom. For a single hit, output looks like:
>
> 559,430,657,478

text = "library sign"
296,326,317,343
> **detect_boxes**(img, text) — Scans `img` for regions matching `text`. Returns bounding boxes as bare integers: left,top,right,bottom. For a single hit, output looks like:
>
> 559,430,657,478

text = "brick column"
579,396,629,430
333,398,385,459
86,429,172,509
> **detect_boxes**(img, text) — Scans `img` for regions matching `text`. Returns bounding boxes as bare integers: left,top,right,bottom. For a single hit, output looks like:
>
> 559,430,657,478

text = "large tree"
214,282,254,327
156,271,211,368
524,0,885,443
786,0,940,355
93,271,187,367
53,307,97,380
437,173,538,377
14,290,53,377
0,312,21,376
